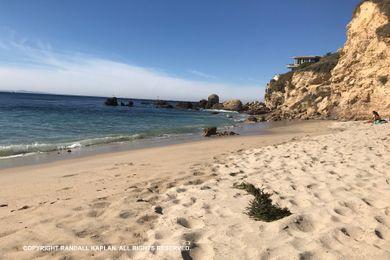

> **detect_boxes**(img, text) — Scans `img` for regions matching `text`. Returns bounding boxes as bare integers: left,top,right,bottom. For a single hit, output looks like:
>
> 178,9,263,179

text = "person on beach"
371,111,387,124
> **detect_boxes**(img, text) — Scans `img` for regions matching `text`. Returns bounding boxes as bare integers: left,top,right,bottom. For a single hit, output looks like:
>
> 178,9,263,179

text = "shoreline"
0,119,298,170
0,91,253,167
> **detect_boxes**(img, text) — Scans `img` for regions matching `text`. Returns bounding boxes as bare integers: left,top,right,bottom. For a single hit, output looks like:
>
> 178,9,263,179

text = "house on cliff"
287,56,321,70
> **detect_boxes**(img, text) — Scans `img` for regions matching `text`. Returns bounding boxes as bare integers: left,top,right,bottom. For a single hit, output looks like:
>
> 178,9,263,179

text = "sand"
0,121,389,259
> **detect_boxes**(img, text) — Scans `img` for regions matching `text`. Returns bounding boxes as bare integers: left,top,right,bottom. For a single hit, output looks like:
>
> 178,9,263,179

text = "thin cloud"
0,38,264,102
189,69,216,79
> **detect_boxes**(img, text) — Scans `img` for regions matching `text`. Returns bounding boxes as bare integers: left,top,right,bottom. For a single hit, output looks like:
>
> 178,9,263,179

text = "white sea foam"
0,134,144,158
203,109,239,113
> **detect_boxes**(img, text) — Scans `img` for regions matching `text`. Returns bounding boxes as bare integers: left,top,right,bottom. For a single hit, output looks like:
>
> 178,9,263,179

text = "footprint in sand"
105,166,119,171
233,192,242,198
177,217,191,228
306,183,317,189
186,179,204,185
333,207,348,216
87,209,104,218
182,232,200,249
340,227,351,237
119,210,134,219
115,162,134,167
74,229,90,238
192,171,205,176
91,201,110,209
289,215,314,233
61,173,78,178
183,197,197,207
200,185,211,190
17,205,30,211
375,229,384,239
136,214,158,224
166,182,177,189
374,216,389,227
154,232,163,240
361,198,373,207
202,203,210,210
57,187,72,191
299,251,314,260
154,206,163,215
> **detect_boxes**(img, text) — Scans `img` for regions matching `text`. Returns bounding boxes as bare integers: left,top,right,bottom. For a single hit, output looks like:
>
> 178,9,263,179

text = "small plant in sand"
234,182,291,222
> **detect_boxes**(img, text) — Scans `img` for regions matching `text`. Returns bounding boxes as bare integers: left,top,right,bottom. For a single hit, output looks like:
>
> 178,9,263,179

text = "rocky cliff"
265,0,390,120
265,53,339,120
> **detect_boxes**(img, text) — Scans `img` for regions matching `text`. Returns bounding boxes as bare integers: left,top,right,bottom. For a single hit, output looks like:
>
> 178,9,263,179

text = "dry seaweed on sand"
233,182,291,222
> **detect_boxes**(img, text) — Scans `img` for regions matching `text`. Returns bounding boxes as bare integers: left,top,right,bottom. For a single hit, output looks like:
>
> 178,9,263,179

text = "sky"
0,0,360,102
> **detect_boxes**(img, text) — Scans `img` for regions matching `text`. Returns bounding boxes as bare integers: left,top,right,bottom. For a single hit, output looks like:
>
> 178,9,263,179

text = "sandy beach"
0,120,389,259
0,0,388,259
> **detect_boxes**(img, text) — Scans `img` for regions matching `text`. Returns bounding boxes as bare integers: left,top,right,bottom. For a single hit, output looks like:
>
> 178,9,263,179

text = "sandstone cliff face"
265,0,390,120
330,0,390,119
265,54,339,120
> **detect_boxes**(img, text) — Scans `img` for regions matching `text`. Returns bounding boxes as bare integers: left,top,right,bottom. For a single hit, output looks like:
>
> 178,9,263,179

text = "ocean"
0,92,245,159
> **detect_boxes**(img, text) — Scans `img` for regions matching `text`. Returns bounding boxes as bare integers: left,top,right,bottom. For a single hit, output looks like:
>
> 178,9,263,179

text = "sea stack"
206,94,219,109
105,97,118,106
222,99,243,111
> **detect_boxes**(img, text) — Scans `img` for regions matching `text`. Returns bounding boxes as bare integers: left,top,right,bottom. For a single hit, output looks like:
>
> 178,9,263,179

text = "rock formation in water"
105,97,118,106
198,99,208,109
127,100,134,107
155,100,174,109
223,99,243,111
176,101,194,109
264,0,390,120
202,127,238,137
206,94,219,109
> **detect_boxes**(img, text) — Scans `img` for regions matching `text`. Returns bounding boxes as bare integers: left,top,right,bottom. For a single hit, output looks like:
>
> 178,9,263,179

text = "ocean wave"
0,134,144,158
0,117,240,159
203,109,239,113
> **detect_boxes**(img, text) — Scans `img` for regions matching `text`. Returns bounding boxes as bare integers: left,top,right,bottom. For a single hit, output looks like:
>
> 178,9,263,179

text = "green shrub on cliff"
296,52,340,73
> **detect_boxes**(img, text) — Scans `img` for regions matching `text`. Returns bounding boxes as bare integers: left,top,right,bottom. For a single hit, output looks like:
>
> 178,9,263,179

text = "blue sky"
0,0,360,101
